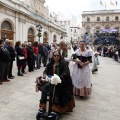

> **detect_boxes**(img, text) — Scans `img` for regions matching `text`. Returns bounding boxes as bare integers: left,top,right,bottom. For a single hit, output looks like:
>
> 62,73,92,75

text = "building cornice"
82,21,120,24
0,0,66,33
82,9,120,16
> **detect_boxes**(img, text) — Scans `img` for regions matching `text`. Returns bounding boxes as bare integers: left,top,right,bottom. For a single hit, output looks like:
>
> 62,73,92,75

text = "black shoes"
8,76,14,79
92,69,98,73
8,75,15,79
17,73,23,76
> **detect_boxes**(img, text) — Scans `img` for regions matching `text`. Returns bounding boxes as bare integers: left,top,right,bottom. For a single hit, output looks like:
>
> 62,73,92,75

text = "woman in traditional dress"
39,50,75,113
72,41,92,97
92,48,99,73
67,45,75,77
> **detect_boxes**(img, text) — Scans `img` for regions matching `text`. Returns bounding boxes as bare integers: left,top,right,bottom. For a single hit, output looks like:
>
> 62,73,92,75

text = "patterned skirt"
73,86,92,96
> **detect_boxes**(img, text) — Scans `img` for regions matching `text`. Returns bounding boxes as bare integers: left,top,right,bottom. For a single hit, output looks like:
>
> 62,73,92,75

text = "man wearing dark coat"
0,39,11,85
6,40,16,79
26,42,35,72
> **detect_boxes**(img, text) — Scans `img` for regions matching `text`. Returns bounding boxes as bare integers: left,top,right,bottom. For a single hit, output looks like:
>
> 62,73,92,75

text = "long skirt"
40,97,75,113
72,63,92,96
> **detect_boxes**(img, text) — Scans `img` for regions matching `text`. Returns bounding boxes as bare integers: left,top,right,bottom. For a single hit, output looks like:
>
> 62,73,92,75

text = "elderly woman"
15,41,25,76
39,50,75,114
72,41,92,97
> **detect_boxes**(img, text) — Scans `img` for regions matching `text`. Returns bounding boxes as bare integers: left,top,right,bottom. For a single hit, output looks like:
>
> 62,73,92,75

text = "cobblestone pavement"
0,56,120,120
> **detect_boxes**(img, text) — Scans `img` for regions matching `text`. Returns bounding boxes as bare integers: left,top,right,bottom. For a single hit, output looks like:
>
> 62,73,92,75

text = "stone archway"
105,25,110,29
86,26,90,33
115,26,119,33
96,26,101,33
43,32,48,43
28,28,34,43
53,35,57,43
1,21,13,40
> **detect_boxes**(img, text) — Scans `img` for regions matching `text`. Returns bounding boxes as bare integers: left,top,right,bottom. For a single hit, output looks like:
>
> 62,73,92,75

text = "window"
28,28,34,35
1,21,12,30
115,16,119,21
96,30,99,33
87,17,90,22
106,17,109,21
74,29,76,33
97,17,100,21
86,28,90,33
115,28,119,33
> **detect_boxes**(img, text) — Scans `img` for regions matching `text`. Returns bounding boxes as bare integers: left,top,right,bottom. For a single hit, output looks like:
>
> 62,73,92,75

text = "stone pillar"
15,14,19,43
49,27,52,44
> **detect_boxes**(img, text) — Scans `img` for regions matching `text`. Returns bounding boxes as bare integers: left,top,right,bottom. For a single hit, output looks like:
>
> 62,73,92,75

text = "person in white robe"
72,41,92,97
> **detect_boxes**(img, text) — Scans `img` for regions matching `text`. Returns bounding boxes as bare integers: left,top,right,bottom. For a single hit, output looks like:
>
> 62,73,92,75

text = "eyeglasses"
54,55,60,57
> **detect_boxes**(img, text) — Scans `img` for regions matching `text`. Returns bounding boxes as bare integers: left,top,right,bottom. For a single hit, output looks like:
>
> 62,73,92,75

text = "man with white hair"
26,42,35,72
58,40,72,63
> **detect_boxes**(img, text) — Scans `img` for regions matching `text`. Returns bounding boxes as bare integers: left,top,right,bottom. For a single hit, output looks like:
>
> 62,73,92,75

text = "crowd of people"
97,45,120,62
0,39,99,116
0,39,52,84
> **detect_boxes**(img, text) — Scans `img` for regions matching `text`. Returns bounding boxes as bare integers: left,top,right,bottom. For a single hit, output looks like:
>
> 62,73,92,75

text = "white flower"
18,56,25,60
50,74,61,85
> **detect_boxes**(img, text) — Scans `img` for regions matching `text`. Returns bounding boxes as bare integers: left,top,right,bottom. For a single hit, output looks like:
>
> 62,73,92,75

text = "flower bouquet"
72,52,77,60
50,74,61,102
50,74,61,85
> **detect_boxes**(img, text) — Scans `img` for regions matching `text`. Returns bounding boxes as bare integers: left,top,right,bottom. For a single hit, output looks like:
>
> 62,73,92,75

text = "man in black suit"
0,39,11,85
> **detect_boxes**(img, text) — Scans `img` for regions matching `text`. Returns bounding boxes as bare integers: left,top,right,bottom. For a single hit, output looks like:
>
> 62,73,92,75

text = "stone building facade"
0,0,66,44
57,16,81,43
81,9,120,42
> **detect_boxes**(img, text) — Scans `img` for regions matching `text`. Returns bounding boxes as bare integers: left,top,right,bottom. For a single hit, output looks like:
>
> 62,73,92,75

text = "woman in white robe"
72,41,92,97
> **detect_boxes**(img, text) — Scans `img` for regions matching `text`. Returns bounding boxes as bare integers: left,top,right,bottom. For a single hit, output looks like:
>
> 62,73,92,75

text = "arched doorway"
28,28,34,43
43,32,48,43
115,26,119,33
96,26,101,33
53,35,57,43
105,25,110,29
86,26,90,33
1,21,13,40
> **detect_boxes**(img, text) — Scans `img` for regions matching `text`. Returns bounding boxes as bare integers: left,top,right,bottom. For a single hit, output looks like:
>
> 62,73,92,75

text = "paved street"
0,56,120,120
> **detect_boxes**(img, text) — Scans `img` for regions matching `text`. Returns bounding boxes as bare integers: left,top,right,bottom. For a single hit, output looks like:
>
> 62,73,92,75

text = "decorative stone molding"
18,18,26,24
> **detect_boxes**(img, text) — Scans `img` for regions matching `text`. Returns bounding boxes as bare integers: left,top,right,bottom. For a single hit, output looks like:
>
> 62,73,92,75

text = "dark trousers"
43,55,48,67
8,61,13,77
4,62,10,80
0,62,6,82
0,62,9,82
28,66,34,72
39,54,42,66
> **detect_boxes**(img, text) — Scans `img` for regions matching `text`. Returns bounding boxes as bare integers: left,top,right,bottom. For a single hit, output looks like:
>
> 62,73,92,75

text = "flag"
100,0,103,6
110,0,114,5
116,0,118,6
105,1,106,8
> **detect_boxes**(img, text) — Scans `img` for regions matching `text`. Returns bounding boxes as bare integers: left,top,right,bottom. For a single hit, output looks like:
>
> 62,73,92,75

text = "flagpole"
105,0,107,10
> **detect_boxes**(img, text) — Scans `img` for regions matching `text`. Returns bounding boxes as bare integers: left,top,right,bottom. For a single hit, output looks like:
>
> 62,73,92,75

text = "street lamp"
36,24,42,42
61,33,64,39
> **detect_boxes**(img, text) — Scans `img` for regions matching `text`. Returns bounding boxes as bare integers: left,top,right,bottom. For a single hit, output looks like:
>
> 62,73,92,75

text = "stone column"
15,13,19,43
49,27,52,44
